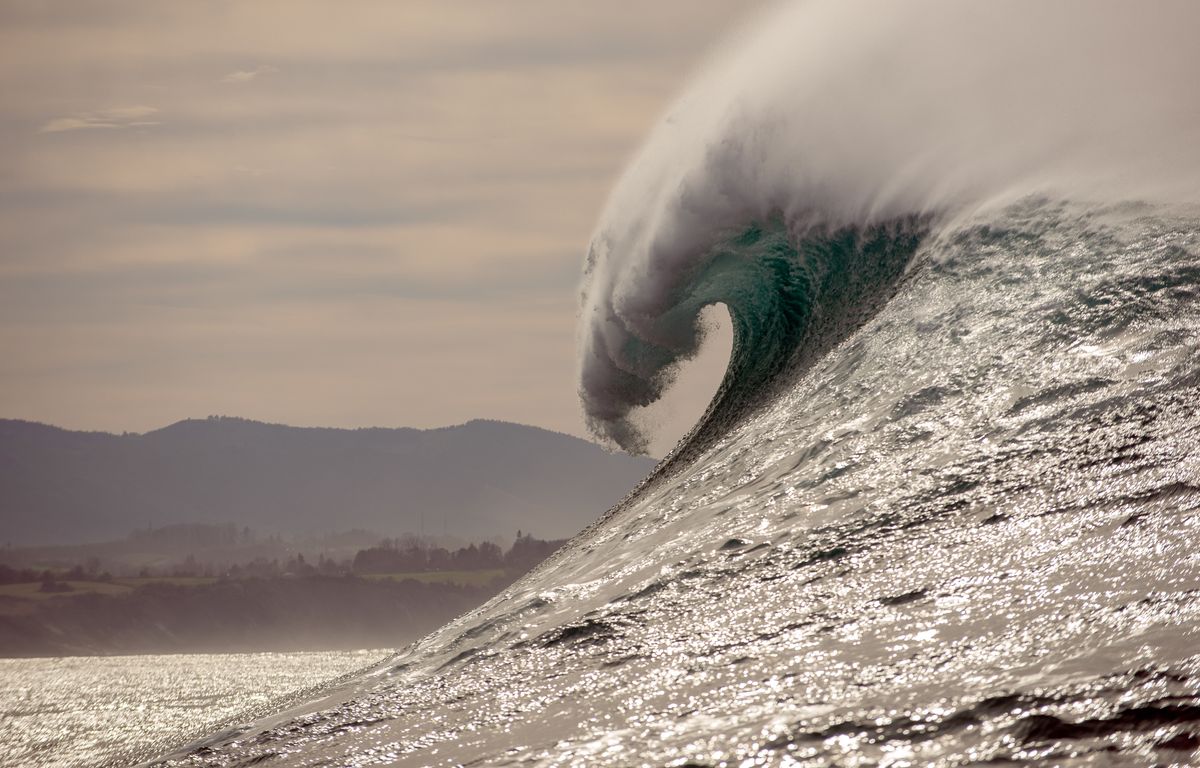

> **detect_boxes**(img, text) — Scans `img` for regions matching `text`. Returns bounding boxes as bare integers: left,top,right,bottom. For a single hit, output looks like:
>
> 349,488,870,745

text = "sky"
0,1,750,454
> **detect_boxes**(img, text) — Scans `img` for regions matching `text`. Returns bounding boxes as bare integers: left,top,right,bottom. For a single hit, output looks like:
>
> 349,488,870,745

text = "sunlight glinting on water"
0,650,383,768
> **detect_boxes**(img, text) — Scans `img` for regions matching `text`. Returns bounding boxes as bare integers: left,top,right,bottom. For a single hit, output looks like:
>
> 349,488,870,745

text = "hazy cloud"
222,64,278,84
39,105,160,133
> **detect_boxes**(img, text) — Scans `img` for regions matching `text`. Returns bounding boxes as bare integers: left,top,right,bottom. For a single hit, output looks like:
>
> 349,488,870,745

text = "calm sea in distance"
0,649,385,768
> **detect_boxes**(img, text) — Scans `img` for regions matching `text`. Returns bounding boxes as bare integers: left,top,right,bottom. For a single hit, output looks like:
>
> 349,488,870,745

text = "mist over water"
579,0,1200,452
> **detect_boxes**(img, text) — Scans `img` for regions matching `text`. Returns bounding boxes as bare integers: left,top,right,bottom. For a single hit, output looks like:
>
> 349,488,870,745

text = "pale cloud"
39,105,159,133
222,64,279,84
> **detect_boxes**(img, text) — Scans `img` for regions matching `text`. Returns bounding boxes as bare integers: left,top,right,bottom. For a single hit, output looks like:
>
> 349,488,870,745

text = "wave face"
144,3,1200,767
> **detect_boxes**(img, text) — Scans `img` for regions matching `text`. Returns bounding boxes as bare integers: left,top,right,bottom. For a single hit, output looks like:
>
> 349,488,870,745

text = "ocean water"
141,203,1200,767
0,650,383,768
60,2,1200,765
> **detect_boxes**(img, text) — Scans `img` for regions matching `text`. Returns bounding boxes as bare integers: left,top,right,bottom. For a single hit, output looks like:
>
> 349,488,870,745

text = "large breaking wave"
137,3,1200,767
579,0,1200,453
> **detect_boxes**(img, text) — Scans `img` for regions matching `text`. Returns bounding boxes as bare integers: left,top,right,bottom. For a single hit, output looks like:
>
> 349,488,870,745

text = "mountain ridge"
0,416,655,546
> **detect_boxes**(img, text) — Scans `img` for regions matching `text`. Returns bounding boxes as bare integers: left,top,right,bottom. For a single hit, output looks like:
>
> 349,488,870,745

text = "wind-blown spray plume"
578,0,1200,453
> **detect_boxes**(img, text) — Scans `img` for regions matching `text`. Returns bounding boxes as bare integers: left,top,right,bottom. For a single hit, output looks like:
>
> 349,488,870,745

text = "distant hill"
0,417,656,545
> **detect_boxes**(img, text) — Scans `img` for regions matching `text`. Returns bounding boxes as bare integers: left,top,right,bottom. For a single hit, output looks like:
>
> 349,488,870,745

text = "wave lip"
578,0,1200,453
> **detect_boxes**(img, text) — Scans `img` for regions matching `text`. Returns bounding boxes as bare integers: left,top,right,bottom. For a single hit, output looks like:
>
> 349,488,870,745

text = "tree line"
0,532,567,586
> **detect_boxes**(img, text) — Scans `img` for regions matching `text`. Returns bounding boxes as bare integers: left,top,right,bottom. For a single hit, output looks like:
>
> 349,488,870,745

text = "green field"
0,580,138,615
115,576,220,588
0,570,504,608
0,580,135,601
362,569,506,587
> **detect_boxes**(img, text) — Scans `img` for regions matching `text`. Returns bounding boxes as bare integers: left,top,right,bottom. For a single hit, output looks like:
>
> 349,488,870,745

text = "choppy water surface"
0,649,383,768
141,204,1200,766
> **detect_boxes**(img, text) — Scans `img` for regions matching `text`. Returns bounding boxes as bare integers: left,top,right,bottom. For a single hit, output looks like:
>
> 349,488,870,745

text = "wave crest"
578,0,1200,453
